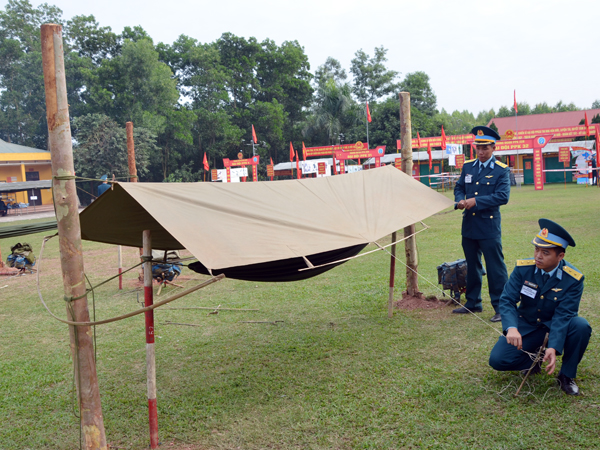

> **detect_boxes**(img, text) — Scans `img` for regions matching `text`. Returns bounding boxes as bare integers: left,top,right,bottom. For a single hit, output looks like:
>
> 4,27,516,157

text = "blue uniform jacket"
454,159,510,240
499,259,584,354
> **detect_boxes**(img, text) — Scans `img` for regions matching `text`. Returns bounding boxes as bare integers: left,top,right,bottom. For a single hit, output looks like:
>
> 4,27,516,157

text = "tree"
0,0,63,147
304,78,359,145
531,102,553,115
592,100,600,109
87,38,179,135
350,46,399,104
399,71,437,118
72,114,156,201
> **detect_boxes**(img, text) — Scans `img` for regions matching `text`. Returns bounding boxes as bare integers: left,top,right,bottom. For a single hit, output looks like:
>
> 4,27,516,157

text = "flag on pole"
417,132,422,148
296,150,301,179
366,102,372,123
441,126,447,150
427,142,432,170
290,142,295,162
585,112,590,138
203,152,209,171
302,142,307,161
252,125,257,144
270,157,274,166
514,90,518,114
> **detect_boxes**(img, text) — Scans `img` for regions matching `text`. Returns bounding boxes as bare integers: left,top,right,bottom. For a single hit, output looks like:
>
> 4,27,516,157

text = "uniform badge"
477,130,484,136
485,175,493,178
540,228,549,238
524,280,538,289
465,174,472,183
551,288,562,292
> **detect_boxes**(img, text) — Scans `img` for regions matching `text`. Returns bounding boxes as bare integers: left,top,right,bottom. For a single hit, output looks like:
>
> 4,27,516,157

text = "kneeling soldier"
489,219,592,395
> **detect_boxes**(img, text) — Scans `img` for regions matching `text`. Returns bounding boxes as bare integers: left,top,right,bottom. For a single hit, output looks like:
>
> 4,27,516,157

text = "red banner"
335,146,385,161
211,169,218,181
455,154,465,169
267,164,274,178
400,134,474,149
318,162,326,175
223,156,260,167
533,147,544,190
558,147,571,163
508,125,596,141
305,142,368,157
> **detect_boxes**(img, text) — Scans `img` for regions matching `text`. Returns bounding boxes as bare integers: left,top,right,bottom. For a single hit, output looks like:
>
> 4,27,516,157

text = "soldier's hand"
456,200,466,210
463,198,477,210
506,328,522,350
543,348,557,375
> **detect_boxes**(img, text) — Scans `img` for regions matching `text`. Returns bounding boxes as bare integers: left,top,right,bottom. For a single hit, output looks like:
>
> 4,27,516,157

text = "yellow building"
0,138,52,206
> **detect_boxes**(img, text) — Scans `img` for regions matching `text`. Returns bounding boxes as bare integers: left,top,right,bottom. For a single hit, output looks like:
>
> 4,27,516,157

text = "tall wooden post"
399,92,419,296
41,24,107,449
143,230,159,448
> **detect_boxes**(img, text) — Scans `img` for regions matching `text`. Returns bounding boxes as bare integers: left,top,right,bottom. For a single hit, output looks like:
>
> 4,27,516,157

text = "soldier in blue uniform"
453,126,510,322
489,219,591,395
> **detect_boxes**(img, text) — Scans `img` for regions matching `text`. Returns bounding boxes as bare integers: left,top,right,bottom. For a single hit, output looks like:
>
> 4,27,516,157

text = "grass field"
1,182,599,449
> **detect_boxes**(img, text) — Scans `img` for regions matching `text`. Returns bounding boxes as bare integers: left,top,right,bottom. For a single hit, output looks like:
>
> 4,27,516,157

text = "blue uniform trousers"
462,236,508,312
489,316,592,378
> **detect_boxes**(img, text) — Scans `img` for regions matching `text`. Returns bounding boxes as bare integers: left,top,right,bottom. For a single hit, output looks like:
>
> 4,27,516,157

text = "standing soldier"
454,126,510,322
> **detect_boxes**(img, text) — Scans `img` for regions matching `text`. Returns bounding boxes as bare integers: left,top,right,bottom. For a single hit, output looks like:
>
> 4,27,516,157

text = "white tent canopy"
80,166,454,273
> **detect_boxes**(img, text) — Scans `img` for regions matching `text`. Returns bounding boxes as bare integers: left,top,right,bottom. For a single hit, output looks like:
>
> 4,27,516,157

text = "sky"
5,0,600,114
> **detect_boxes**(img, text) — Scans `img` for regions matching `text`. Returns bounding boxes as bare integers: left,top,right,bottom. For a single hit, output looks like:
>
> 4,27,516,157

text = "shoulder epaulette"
563,266,583,281
495,161,508,168
465,159,476,164
516,259,536,266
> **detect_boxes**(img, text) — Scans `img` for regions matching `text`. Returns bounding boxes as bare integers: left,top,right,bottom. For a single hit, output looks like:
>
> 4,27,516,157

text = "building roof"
487,109,600,136
0,138,50,154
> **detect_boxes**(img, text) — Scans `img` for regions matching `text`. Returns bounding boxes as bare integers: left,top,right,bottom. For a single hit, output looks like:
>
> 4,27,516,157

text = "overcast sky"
7,0,600,114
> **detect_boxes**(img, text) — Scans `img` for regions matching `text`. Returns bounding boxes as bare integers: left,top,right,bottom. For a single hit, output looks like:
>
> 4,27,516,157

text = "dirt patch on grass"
394,291,453,310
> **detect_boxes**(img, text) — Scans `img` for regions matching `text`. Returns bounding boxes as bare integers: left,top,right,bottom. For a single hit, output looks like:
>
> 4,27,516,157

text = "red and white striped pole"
143,230,158,448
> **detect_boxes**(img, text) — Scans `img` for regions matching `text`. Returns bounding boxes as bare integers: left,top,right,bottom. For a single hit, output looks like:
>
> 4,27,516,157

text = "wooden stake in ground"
399,92,419,296
41,23,107,449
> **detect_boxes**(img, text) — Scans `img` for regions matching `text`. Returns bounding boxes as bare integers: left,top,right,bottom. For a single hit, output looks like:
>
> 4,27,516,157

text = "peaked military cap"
471,126,501,145
100,175,108,181
532,218,576,249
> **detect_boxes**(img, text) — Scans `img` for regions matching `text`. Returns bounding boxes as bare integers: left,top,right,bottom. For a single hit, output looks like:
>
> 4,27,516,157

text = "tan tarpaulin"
79,165,454,272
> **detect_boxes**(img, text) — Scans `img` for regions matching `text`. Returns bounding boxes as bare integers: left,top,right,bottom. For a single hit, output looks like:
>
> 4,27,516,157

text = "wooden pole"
388,231,397,318
126,121,144,282
41,23,107,449
143,230,159,448
399,92,419,296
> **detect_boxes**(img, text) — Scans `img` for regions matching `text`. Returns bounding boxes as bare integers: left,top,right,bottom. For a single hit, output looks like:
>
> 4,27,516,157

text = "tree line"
1,0,598,184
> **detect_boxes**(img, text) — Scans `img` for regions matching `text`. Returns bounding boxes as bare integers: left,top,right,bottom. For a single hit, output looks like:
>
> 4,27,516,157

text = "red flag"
441,126,447,150
417,132,422,148
302,142,307,161
514,90,518,114
252,125,257,144
290,142,295,162
203,152,209,171
366,102,372,123
296,150,301,179
427,142,432,170
270,157,274,166
585,112,590,137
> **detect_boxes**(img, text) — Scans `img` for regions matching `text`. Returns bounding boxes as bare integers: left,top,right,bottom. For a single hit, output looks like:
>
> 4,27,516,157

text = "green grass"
1,183,599,449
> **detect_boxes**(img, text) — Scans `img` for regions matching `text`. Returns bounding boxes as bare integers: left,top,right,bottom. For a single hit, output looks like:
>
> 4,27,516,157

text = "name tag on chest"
465,174,472,183
520,285,537,298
